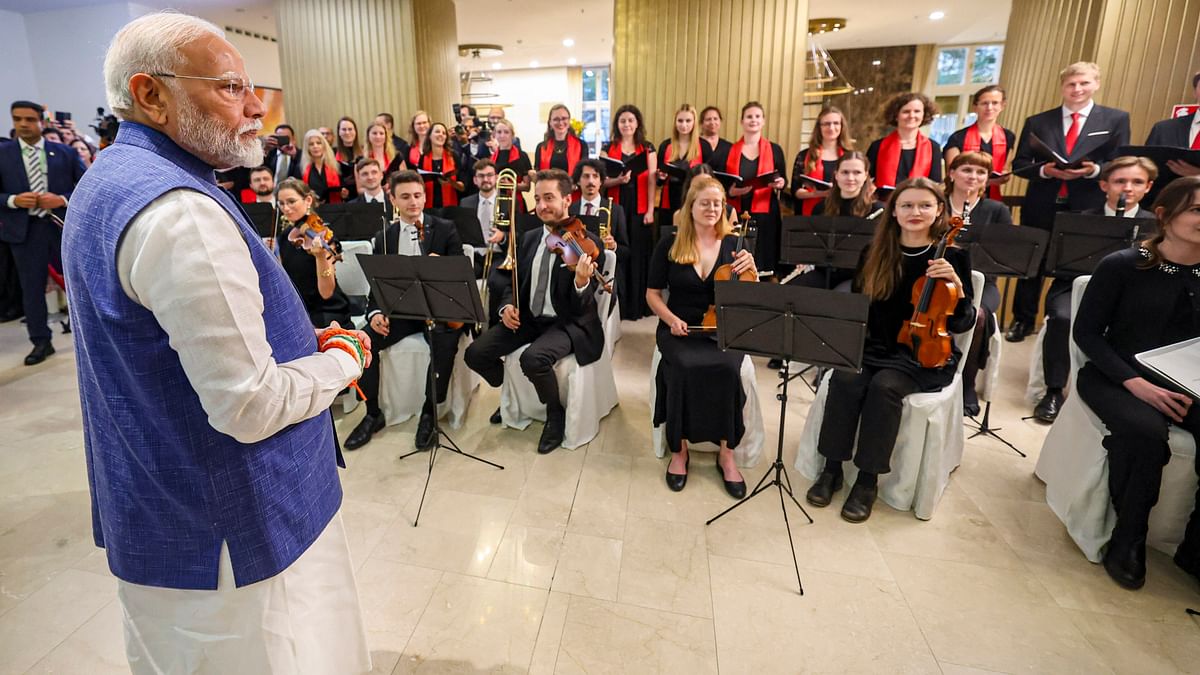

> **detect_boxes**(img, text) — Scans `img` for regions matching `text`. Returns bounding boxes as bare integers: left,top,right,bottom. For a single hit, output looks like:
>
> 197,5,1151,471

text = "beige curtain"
911,44,937,92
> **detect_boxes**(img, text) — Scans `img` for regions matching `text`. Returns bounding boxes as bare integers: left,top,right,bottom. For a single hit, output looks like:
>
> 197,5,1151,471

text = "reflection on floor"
0,313,1197,674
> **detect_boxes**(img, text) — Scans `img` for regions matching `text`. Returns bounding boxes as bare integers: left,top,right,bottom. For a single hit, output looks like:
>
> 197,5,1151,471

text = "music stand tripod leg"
964,276,1026,457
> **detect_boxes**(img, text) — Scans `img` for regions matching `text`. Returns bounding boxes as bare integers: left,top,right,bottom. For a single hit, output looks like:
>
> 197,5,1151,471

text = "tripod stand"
358,253,504,526
704,281,869,594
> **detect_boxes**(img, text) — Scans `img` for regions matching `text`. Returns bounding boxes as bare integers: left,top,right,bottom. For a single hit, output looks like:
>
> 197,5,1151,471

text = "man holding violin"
464,168,607,454
344,170,467,452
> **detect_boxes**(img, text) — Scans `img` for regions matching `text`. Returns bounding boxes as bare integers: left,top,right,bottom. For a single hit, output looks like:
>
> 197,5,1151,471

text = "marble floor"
0,309,1198,674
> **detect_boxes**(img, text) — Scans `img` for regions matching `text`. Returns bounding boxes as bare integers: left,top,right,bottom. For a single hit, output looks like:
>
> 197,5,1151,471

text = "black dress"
790,151,838,215
277,231,354,328
649,234,746,452
606,141,656,320
701,137,732,165
943,126,1016,160
717,142,787,275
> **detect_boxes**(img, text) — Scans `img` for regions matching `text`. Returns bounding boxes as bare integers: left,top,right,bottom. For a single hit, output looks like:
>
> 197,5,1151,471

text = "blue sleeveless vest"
61,123,341,590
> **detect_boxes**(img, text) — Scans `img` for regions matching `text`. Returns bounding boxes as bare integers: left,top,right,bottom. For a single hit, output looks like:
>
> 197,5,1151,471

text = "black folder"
1116,144,1200,169
601,153,648,177
1027,133,1090,170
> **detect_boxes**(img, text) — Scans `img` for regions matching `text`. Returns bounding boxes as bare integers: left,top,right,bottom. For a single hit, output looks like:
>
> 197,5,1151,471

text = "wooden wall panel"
612,0,808,158
413,0,461,126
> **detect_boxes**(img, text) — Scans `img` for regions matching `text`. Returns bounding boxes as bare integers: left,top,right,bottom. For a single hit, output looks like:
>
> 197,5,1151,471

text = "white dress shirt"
360,189,386,203
476,192,496,253
115,189,360,444
1041,101,1102,179
525,226,588,319
578,196,602,215
1190,113,1200,147
6,137,51,210
1103,203,1140,218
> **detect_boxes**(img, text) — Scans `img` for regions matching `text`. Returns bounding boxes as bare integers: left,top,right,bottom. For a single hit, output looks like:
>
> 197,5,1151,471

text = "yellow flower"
570,118,584,136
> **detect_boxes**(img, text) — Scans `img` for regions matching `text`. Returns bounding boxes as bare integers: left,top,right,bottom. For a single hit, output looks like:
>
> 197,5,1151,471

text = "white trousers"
117,511,371,675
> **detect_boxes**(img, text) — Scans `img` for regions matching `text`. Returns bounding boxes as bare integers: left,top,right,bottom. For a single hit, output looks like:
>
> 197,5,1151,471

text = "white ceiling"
807,0,1011,49
454,0,614,72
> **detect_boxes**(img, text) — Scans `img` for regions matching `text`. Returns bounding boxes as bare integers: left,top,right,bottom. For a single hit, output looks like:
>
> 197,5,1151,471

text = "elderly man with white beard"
60,12,372,674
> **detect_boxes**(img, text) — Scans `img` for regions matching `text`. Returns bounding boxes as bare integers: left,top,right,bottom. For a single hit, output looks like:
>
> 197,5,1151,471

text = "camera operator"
262,123,301,180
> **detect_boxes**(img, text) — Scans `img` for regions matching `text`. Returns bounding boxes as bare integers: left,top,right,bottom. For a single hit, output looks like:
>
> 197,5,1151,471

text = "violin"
896,205,969,369
692,212,758,332
287,212,344,262
545,217,615,294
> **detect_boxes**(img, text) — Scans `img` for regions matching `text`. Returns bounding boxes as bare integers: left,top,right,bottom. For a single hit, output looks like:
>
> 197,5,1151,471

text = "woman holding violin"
806,177,974,522
274,178,354,328
646,175,752,497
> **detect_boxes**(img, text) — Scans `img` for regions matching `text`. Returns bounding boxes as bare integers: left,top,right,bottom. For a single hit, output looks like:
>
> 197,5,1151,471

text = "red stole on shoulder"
658,142,703,209
537,135,583,175
408,144,421,168
606,142,651,214
963,124,1007,200
492,145,521,166
726,136,775,213
420,152,458,208
239,188,256,204
303,163,343,203
876,131,932,187
800,147,843,215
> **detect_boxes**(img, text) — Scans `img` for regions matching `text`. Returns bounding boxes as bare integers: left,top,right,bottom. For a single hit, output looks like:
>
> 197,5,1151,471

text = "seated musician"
274,178,354,328
571,158,630,285
464,169,606,455
646,175,751,497
343,171,467,452
460,159,508,279
1072,176,1200,590
806,177,975,523
943,151,1013,416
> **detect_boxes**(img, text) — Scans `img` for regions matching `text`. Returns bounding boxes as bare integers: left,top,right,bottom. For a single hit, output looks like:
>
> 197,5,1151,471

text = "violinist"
464,169,606,455
646,175,752,497
944,151,1013,416
791,106,854,215
343,171,467,452
571,158,629,292
300,129,348,203
274,178,354,328
418,122,465,208
602,104,658,320
806,177,974,523
1072,176,1200,590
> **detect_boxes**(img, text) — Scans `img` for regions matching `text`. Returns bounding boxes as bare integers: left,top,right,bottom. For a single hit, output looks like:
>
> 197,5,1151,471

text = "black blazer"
0,139,86,243
1012,104,1130,227
265,148,303,181
500,226,605,366
1080,206,1156,219
570,195,629,265
1145,112,1194,147
349,194,393,223
365,214,463,317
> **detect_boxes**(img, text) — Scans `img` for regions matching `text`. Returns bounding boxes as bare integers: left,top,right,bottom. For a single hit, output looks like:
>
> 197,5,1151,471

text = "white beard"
174,94,263,169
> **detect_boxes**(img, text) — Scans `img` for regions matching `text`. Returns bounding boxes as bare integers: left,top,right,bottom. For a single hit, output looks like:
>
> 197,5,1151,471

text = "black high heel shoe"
716,459,746,498
665,454,689,492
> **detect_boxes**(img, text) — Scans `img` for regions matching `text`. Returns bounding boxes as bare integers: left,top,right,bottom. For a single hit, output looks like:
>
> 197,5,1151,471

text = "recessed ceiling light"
530,60,539,68
929,10,945,20
871,59,882,66
562,38,575,47
492,62,502,69
567,57,577,65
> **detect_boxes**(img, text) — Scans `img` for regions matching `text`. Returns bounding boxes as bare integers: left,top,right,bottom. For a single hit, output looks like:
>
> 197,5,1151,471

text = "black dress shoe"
1004,320,1033,342
537,409,565,454
1033,390,1065,423
963,389,981,418
24,341,54,366
344,412,385,450
665,455,689,492
805,470,843,507
715,462,746,499
489,407,502,425
1103,540,1147,590
840,482,878,523
414,411,437,451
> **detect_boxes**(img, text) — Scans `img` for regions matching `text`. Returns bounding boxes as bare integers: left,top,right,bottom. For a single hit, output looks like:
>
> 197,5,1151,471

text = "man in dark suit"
343,171,466,452
262,123,301,181
465,169,606,454
347,157,393,222
571,158,629,289
460,158,508,278
1,100,87,365
1009,62,1130,420
1144,71,1200,201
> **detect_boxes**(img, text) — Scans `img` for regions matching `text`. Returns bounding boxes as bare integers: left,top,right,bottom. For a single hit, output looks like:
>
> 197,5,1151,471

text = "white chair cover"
333,240,374,298
794,271,985,520
1025,324,1048,404
978,316,1004,403
605,296,623,349
498,250,619,449
648,347,765,467
1035,276,1197,561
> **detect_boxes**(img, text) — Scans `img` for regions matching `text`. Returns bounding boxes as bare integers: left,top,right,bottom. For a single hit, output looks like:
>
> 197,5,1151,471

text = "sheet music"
1135,337,1200,399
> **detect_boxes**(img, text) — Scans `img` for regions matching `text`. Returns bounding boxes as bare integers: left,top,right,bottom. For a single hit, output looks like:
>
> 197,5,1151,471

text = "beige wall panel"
412,0,460,127
612,0,808,158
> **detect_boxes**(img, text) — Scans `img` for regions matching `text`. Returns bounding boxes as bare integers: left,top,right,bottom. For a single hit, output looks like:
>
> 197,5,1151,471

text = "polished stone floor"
0,309,1198,674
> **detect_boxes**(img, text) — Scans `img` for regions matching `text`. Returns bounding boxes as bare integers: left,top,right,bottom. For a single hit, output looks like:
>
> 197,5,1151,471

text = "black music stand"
960,223,1049,457
705,281,869,594
777,214,876,392
356,253,502,526
243,202,279,239
1044,213,1151,279
429,206,486,248
321,202,388,241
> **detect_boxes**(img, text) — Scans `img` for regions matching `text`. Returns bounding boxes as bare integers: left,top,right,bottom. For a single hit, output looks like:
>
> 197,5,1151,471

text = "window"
581,67,610,157
927,44,1004,145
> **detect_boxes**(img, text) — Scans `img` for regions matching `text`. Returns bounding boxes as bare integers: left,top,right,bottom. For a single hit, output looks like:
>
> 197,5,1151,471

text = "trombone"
485,168,521,321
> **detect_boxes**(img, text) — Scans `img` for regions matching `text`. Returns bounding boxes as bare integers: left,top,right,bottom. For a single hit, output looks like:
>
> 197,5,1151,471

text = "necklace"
902,244,933,257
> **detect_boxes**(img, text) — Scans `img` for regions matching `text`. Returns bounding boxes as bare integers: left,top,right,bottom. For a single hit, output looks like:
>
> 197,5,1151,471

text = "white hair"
104,11,224,119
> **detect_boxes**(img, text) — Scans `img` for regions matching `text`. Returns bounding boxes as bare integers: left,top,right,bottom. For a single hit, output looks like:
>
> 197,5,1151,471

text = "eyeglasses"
152,72,254,98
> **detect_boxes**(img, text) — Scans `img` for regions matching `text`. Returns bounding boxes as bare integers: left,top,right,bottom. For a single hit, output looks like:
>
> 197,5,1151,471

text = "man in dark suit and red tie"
1145,71,1200,187
0,100,87,365
1009,62,1130,422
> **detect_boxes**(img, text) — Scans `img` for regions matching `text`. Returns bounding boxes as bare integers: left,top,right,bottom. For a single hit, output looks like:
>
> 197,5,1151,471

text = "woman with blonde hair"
657,103,705,225
364,122,401,178
300,128,346,203
406,110,431,167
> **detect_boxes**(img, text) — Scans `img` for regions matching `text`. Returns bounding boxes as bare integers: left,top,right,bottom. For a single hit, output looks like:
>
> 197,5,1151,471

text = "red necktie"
1059,112,1082,198
1191,128,1200,150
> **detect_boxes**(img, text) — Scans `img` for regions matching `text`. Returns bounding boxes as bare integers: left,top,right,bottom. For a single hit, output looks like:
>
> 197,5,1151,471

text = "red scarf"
875,131,932,187
658,142,704,209
303,163,343,204
537,135,583,174
420,152,458,207
726,136,775,213
239,188,256,204
492,145,521,165
800,146,844,215
606,142,651,214
963,124,1008,200
408,144,421,168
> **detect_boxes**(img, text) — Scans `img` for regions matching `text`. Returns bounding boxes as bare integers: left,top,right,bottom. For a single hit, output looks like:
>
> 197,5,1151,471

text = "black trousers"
359,319,462,418
10,217,61,343
1077,363,1200,557
817,365,920,475
0,240,22,317
1040,277,1074,389
464,317,573,413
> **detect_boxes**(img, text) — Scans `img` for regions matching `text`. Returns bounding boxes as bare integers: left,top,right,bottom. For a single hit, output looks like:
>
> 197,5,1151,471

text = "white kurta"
112,189,371,674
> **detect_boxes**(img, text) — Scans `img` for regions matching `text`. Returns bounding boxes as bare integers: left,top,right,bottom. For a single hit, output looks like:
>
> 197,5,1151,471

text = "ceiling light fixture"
562,38,575,47
567,57,577,65
492,62,502,69
929,10,945,20
530,60,539,68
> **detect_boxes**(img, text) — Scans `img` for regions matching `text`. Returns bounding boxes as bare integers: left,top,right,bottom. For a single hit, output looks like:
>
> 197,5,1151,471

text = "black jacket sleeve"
1072,251,1139,384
